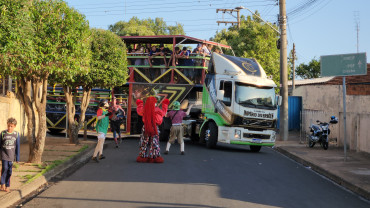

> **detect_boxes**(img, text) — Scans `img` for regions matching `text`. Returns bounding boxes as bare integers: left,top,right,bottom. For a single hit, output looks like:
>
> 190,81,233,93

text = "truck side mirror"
276,95,282,106
217,90,225,100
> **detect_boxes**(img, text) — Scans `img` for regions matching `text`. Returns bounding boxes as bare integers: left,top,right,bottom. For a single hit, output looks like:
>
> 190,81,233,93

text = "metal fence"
0,76,15,96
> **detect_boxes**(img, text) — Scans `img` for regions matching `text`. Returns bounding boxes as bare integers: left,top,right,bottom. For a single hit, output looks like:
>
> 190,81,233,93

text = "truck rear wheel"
48,128,64,134
190,122,200,142
250,145,262,152
205,122,218,148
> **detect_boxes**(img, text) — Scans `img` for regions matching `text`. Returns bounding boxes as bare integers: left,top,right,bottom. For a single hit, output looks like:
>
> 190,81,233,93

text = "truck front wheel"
250,145,262,152
205,122,218,148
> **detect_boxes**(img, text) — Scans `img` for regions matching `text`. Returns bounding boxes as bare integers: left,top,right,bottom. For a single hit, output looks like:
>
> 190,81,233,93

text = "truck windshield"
235,82,276,109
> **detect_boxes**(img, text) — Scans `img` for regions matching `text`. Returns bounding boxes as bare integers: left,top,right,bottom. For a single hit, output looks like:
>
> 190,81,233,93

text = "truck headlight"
234,129,241,139
271,131,276,141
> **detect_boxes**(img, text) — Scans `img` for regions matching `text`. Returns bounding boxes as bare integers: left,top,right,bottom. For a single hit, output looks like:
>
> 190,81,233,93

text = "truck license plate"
252,139,262,143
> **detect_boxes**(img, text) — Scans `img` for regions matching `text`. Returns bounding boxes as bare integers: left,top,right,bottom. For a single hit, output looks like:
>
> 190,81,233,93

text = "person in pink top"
164,101,193,155
108,97,125,148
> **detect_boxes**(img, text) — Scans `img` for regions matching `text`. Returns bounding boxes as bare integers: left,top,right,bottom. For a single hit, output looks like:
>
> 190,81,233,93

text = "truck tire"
190,122,200,142
205,122,218,148
48,128,64,134
250,145,262,152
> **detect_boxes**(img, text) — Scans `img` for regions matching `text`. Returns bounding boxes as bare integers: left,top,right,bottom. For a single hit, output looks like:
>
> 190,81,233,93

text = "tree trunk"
63,86,91,144
17,76,48,164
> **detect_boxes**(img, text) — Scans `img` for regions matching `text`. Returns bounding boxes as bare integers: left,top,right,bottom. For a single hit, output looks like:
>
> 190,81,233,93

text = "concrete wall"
358,114,370,153
294,85,370,154
0,92,27,143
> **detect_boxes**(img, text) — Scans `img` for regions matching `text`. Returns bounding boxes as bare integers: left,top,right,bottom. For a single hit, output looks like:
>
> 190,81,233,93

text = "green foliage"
212,13,280,86
296,58,321,79
1,0,90,81
0,0,36,78
109,17,185,36
88,29,128,88
39,0,91,86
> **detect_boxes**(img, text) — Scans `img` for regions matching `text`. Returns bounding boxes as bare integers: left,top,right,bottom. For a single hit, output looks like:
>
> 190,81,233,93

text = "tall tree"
295,58,321,79
0,0,91,163
88,29,128,89
51,28,128,144
0,0,37,162
109,17,185,36
212,13,280,86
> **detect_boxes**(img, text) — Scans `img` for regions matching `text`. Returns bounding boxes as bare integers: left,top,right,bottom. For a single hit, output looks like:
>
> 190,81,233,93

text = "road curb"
275,147,370,200
1,143,108,208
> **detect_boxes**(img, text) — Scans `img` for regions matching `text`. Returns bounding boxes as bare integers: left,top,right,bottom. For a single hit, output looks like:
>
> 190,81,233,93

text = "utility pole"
354,11,360,53
216,8,241,28
279,0,289,141
292,43,295,94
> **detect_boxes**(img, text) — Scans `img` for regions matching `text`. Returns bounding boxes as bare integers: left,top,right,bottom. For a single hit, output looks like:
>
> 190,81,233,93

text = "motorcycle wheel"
322,141,329,150
308,139,315,148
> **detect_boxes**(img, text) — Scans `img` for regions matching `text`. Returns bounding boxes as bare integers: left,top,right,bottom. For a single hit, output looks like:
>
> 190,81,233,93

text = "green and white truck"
191,52,280,152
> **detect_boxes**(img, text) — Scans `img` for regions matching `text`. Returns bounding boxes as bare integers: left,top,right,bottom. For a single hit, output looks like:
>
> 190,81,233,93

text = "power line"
76,1,275,12
288,0,332,25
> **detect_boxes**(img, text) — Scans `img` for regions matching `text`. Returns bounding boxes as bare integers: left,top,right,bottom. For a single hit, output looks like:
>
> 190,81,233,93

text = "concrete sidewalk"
275,136,370,201
0,136,98,208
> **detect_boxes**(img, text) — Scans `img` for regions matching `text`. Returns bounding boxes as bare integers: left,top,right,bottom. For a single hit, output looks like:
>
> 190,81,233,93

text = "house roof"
288,76,336,86
289,63,370,86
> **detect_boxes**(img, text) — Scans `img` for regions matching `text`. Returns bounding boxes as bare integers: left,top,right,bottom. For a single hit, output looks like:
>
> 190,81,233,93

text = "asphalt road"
20,138,370,208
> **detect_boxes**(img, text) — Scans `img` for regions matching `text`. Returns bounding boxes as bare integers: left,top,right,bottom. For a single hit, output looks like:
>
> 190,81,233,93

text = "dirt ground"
0,136,95,197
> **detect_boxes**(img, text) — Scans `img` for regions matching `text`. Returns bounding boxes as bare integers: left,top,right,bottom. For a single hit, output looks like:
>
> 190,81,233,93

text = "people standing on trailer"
193,44,204,84
149,45,161,79
109,97,125,148
164,101,194,155
136,95,169,163
92,99,112,163
178,47,194,83
201,43,211,56
175,46,183,66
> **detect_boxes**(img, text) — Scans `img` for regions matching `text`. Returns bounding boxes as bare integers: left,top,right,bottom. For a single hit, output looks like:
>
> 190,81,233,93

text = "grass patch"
78,145,89,153
44,149,80,152
24,144,90,184
14,169,42,173
23,174,34,180
13,163,20,171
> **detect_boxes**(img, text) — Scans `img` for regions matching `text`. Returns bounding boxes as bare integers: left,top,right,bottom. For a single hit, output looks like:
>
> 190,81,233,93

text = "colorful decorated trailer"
46,35,232,136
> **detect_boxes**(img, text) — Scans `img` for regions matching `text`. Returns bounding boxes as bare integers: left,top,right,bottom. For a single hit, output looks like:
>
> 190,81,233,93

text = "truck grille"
242,118,274,128
243,133,270,140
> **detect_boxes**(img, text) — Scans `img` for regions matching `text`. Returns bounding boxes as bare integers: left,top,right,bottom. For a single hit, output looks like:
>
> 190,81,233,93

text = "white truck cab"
199,53,280,152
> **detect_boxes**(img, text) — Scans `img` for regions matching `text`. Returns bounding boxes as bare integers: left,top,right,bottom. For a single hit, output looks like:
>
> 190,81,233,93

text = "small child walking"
92,99,112,163
0,117,20,192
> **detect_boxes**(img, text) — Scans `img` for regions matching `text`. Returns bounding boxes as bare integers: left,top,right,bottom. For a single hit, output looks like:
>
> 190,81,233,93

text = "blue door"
288,96,302,130
277,96,302,130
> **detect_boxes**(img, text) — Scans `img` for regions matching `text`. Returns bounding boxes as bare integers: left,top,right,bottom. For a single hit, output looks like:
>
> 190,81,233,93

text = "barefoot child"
0,118,20,192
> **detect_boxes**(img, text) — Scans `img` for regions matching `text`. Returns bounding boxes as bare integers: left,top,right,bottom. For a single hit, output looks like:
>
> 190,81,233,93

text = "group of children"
91,95,193,164
0,97,193,193
128,43,215,84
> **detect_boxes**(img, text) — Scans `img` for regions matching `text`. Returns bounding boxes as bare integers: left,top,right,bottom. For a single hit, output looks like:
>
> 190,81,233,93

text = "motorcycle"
308,116,338,150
